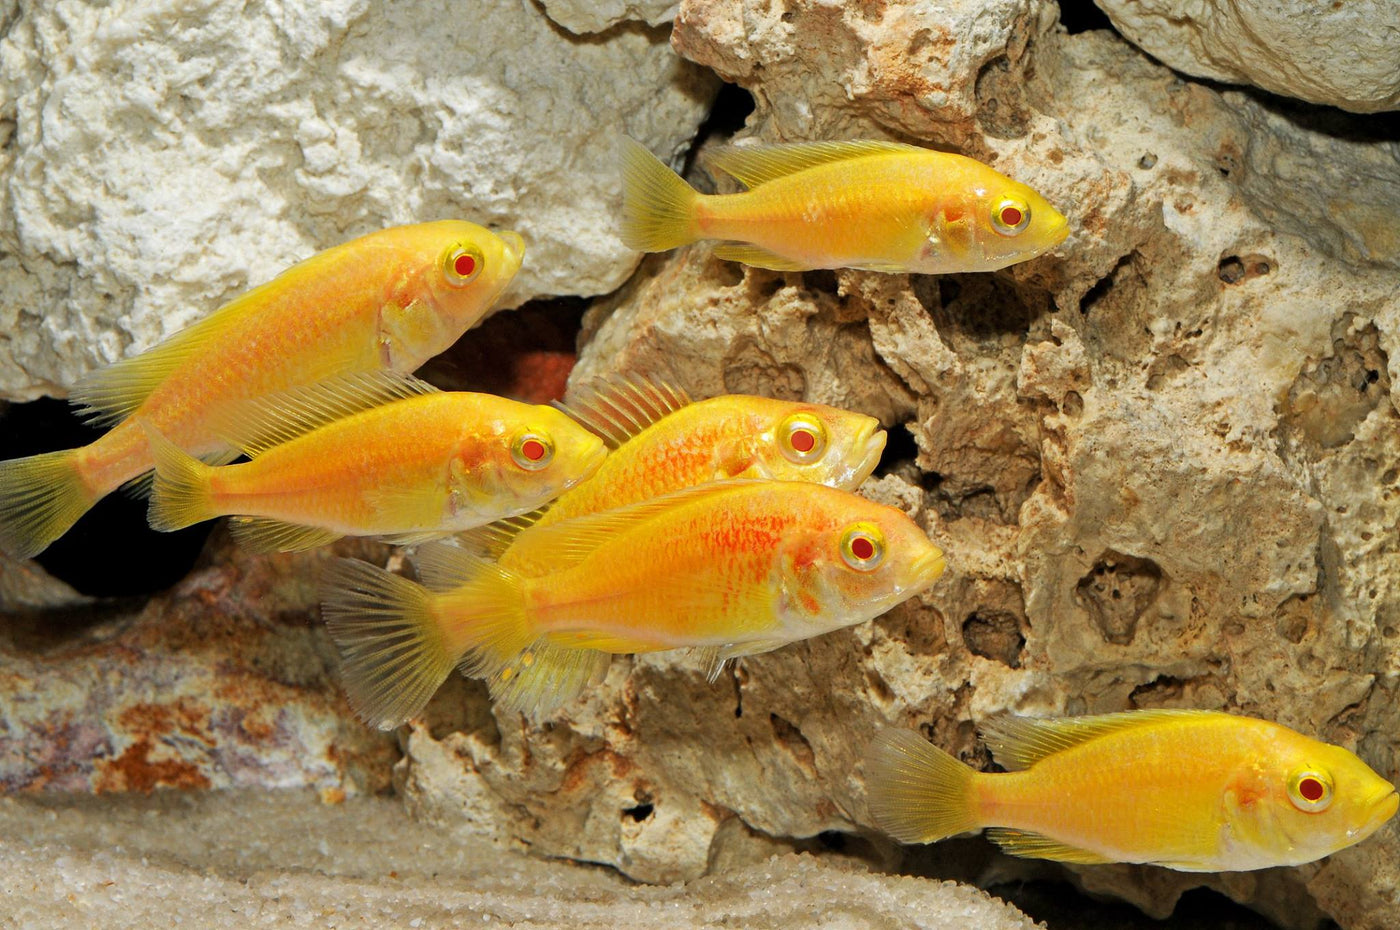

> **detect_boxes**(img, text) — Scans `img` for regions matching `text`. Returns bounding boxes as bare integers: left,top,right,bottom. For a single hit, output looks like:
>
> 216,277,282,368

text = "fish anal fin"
711,242,812,272
558,374,691,449
706,139,922,189
985,828,1116,865
228,517,343,553
488,641,612,718
212,371,439,458
979,709,1223,772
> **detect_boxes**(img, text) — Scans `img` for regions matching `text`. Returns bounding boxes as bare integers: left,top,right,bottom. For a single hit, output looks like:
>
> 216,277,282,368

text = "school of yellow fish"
0,137,1391,877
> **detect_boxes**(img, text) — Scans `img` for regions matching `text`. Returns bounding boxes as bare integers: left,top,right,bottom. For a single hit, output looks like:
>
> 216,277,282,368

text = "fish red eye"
840,524,885,572
454,253,477,278
443,244,485,286
790,428,816,454
1000,206,1023,227
850,535,875,561
521,438,546,461
1288,768,1333,812
511,432,554,470
1299,777,1324,802
779,414,828,464
992,198,1031,236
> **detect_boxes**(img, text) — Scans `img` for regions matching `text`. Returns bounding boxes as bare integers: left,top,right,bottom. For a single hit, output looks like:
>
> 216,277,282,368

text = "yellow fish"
322,479,945,729
620,137,1068,273
141,372,607,552
466,376,887,551
0,221,524,559
867,710,1398,871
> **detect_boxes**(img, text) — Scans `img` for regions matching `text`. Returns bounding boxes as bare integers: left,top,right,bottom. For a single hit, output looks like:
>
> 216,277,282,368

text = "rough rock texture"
541,0,678,34
399,2,1400,928
0,790,1043,930
0,0,716,402
0,535,397,795
1093,0,1400,114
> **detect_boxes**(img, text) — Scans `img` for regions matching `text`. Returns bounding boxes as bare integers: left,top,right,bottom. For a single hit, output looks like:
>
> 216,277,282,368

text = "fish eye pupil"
454,252,477,278
791,428,816,453
522,438,546,461
1299,777,1325,802
1001,206,1022,227
851,536,875,561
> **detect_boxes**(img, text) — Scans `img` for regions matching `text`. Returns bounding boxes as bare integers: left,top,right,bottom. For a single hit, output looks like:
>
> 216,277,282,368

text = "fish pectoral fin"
210,370,439,457
711,242,812,272
454,507,549,559
984,828,1116,865
979,708,1225,772
379,530,451,547
706,139,922,188
558,375,692,449
489,641,612,718
228,517,343,553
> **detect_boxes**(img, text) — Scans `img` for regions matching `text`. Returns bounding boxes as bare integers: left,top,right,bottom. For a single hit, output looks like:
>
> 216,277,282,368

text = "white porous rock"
402,4,1400,926
1093,0,1400,113
0,0,716,401
540,0,679,33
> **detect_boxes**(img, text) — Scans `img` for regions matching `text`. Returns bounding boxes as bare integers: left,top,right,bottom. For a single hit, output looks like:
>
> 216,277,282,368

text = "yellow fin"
142,420,217,532
228,516,343,553
984,828,1115,865
618,135,700,253
488,641,612,718
979,709,1224,772
319,558,456,730
865,729,980,845
0,448,99,560
211,371,439,458
711,242,812,272
558,374,691,449
121,447,240,500
706,139,922,188
453,506,549,560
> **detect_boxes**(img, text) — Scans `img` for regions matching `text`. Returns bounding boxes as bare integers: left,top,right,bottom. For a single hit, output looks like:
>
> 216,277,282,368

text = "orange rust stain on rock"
558,749,636,793
117,699,213,743
94,739,212,793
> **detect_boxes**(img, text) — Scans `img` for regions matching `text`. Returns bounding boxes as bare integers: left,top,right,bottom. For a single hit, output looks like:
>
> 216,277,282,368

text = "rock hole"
1128,676,1185,707
961,611,1025,667
1079,252,1133,315
690,82,756,149
1057,0,1114,33
1137,153,1157,170
872,424,918,479
770,713,816,771
420,296,585,402
817,830,847,851
622,803,654,822
1074,552,1164,645
802,269,839,295
1217,256,1245,284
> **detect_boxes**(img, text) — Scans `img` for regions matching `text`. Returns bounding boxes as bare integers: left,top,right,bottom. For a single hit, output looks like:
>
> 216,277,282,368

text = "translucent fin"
706,139,921,189
618,135,699,253
488,641,612,718
211,371,439,458
980,709,1222,772
121,446,240,500
711,242,811,272
141,419,217,532
0,448,100,560
378,529,452,547
692,646,730,683
557,374,692,449
413,539,487,592
984,828,1115,865
453,507,549,559
228,517,343,553
865,729,980,845
319,558,456,730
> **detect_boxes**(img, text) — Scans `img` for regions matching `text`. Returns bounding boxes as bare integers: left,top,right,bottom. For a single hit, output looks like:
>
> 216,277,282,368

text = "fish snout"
1044,209,1070,247
498,230,526,272
909,545,946,590
848,421,887,487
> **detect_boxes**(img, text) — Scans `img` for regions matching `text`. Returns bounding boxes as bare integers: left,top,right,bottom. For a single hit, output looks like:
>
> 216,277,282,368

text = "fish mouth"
572,443,609,486
497,229,526,274
1045,210,1070,247
845,422,887,488
909,547,946,590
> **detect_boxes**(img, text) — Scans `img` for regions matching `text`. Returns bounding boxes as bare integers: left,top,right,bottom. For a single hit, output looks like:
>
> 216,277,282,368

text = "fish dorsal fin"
454,507,550,559
506,479,761,570
211,371,439,457
558,374,691,450
710,243,811,272
984,828,1116,865
228,517,343,553
980,709,1223,772
706,139,923,189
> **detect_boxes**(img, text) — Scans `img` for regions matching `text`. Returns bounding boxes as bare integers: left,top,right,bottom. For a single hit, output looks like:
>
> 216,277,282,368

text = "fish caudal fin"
141,420,217,532
866,729,980,844
619,136,699,253
322,546,536,727
321,558,458,730
0,448,100,559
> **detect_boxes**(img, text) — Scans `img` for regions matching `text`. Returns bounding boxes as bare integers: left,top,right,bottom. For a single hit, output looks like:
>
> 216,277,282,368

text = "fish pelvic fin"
984,828,1115,865
0,447,100,560
710,242,812,272
141,419,219,532
320,558,458,730
866,729,980,845
488,641,612,719
619,135,699,253
227,518,343,553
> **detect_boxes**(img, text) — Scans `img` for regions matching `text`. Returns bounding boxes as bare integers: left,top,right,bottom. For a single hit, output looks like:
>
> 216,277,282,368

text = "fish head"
415,220,526,334
1222,735,1398,868
774,493,945,638
919,170,1068,274
453,404,607,520
723,398,887,491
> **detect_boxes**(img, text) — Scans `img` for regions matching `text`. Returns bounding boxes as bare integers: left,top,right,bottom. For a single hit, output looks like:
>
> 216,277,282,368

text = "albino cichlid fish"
0,221,525,559
322,479,946,729
456,376,888,713
141,372,607,552
867,710,1398,871
619,137,1068,274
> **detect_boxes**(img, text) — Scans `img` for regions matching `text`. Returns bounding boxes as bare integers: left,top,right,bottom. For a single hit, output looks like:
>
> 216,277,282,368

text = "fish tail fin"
0,447,100,559
619,136,700,252
321,550,534,729
866,729,981,844
141,419,217,532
